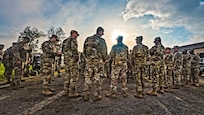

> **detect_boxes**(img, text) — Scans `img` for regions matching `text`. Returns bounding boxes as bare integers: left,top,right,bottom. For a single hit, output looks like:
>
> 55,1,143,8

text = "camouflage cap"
0,44,4,50
50,35,59,41
136,36,143,41
70,30,79,36
96,26,104,33
173,46,179,49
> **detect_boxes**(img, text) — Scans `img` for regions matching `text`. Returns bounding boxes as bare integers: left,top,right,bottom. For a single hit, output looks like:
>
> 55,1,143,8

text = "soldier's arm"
42,42,57,57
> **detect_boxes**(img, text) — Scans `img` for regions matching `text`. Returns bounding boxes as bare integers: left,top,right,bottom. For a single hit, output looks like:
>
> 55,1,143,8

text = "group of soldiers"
0,26,201,102
1,37,32,87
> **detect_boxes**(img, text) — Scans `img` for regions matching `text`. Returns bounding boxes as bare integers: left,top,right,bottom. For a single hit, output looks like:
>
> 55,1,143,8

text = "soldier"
182,49,191,87
41,35,62,95
62,30,80,97
3,45,12,83
190,49,200,87
11,42,22,87
147,37,165,96
106,36,129,98
163,47,174,92
83,27,107,101
18,37,32,77
173,46,183,89
0,44,4,64
131,36,148,98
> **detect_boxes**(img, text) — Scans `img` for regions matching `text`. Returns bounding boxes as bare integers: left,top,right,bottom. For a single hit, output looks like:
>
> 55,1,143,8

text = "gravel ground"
0,74,204,115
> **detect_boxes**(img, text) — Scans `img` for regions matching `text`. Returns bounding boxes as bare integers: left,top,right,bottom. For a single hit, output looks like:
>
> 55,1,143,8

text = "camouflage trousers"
173,68,182,85
42,58,54,89
4,65,13,79
133,64,145,92
164,67,173,88
191,67,199,84
13,64,22,85
183,66,191,83
64,62,79,93
109,64,128,94
151,62,164,89
83,63,103,97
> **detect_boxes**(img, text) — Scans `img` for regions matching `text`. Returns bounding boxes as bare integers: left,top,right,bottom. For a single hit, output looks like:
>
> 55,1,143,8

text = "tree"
18,26,46,53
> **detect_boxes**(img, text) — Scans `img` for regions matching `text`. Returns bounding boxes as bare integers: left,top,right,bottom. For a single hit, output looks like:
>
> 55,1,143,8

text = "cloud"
122,0,204,47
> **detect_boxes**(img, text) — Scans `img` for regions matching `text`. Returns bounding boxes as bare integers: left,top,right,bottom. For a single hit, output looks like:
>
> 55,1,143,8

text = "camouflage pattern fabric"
191,54,200,84
131,43,149,92
62,36,79,93
173,52,183,85
182,53,191,84
150,43,165,89
83,34,107,97
108,42,129,94
3,47,13,80
164,53,174,88
41,41,57,89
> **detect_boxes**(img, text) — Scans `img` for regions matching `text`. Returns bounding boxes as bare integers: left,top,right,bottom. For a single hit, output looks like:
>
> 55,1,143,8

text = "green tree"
18,26,46,53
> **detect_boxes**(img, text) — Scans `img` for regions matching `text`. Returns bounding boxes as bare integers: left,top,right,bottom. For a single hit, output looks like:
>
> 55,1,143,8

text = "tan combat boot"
93,95,102,101
195,83,199,87
106,92,116,98
146,88,157,96
83,94,89,101
158,87,164,94
122,92,128,98
48,87,55,92
164,86,173,92
134,91,143,98
42,88,54,95
68,92,80,98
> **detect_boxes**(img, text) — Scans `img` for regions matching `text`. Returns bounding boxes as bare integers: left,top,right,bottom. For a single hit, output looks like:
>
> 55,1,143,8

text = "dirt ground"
0,73,204,115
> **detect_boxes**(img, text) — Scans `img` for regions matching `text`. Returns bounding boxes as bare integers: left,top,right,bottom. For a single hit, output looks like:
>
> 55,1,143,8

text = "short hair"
96,26,104,34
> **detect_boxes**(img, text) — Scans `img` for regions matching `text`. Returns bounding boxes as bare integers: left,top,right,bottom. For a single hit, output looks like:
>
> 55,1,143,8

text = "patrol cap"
165,47,171,50
23,36,30,42
12,42,18,46
154,37,161,42
50,35,59,41
0,44,4,50
96,26,104,33
70,30,79,36
174,46,179,49
136,36,143,41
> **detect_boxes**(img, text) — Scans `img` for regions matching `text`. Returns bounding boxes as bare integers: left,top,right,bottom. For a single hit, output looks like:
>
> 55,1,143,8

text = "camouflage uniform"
62,36,79,94
12,43,22,85
182,52,191,86
163,53,174,89
173,51,183,88
148,41,165,95
131,42,148,95
3,47,13,82
107,40,129,96
41,40,57,90
83,34,107,100
191,53,200,86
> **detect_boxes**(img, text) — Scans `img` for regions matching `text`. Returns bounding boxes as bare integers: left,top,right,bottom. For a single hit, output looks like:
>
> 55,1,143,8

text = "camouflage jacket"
18,42,32,62
182,54,191,68
3,47,13,67
109,42,129,66
41,40,57,59
131,43,149,65
173,51,183,69
62,36,79,63
83,34,107,62
164,53,174,68
191,54,200,68
150,43,165,63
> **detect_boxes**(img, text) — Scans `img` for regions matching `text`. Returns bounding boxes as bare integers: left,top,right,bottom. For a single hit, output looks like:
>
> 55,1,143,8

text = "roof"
179,42,204,50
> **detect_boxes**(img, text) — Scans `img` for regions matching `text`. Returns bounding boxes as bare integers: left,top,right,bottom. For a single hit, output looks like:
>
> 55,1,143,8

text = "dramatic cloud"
123,0,204,46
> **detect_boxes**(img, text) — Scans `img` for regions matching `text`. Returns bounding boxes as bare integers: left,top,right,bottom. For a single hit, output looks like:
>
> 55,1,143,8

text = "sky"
0,0,204,52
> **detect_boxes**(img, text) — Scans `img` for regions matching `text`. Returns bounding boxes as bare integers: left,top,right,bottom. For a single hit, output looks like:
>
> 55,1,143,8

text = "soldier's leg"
121,67,128,97
68,64,80,97
165,68,173,92
193,67,200,86
134,66,142,93
63,64,71,94
42,61,53,95
83,65,93,101
173,69,181,89
4,66,12,83
147,64,158,96
92,66,102,101
158,65,165,93
15,65,22,85
106,66,119,98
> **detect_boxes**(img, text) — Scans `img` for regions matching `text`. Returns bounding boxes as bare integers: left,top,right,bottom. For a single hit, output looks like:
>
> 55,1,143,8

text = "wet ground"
0,74,204,115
